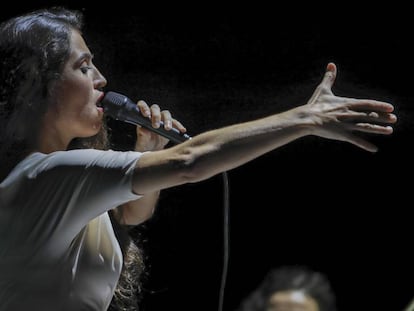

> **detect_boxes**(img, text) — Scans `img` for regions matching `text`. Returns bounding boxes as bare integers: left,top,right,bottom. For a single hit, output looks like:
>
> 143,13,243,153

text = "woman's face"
266,290,319,311
45,29,107,145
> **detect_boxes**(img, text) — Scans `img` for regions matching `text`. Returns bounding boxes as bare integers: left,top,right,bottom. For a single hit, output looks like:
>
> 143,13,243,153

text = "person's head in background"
236,265,337,311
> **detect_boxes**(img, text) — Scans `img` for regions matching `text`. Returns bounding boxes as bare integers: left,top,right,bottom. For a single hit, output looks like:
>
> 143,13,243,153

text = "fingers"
342,132,379,153
136,101,162,128
305,63,396,153
137,100,151,117
337,110,397,124
136,100,186,132
345,98,395,113
160,109,172,129
336,110,394,152
149,104,162,128
171,119,187,133
348,123,394,135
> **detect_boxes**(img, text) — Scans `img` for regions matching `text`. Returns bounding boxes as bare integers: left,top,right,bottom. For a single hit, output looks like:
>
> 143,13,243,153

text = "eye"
80,66,93,74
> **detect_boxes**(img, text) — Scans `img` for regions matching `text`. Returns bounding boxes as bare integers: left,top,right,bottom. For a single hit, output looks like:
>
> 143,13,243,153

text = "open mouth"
96,92,105,108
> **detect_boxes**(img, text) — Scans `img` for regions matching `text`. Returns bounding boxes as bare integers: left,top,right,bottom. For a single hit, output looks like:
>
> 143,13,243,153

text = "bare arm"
132,63,396,195
115,103,187,225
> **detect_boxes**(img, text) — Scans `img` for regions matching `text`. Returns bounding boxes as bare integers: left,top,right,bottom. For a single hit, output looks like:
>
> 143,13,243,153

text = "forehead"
68,30,92,60
268,290,319,311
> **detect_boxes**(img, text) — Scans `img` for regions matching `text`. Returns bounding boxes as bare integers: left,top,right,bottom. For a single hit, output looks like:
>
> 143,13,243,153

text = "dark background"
2,3,413,311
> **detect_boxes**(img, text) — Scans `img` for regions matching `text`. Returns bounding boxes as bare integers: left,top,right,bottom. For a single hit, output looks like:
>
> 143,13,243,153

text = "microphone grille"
100,91,129,119
102,91,125,108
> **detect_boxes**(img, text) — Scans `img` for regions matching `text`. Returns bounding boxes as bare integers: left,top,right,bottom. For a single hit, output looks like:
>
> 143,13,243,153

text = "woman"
0,7,396,311
0,7,178,310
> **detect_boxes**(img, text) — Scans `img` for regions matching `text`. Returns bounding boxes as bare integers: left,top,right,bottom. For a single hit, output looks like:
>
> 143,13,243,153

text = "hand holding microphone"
100,91,191,144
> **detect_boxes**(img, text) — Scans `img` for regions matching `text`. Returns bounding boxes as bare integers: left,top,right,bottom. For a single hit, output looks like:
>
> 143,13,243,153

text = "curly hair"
0,7,145,310
0,7,82,178
236,265,337,311
107,211,147,311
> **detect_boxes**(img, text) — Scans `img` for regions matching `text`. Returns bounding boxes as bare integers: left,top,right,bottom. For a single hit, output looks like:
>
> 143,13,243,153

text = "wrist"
282,106,315,136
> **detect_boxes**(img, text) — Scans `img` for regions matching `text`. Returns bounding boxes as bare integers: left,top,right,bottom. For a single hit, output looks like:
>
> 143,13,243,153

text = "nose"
93,67,107,89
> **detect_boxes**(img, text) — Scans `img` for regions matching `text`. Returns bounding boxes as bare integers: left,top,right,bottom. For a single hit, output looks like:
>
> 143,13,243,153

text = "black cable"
218,171,230,311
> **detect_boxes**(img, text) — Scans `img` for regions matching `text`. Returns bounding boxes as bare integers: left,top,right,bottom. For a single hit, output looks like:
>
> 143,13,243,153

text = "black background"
2,2,413,311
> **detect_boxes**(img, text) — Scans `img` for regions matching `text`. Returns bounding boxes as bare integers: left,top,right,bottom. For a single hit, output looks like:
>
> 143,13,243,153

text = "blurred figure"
235,265,337,311
404,297,414,311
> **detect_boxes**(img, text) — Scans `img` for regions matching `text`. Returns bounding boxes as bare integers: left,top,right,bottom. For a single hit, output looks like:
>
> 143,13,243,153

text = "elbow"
174,145,219,183
175,154,198,183
134,142,221,193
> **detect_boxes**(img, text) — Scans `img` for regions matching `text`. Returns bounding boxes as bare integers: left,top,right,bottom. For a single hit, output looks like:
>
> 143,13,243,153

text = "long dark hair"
0,7,145,310
0,7,82,179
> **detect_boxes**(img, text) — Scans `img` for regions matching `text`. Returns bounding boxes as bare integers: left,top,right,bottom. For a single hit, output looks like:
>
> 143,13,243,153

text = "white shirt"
0,149,143,310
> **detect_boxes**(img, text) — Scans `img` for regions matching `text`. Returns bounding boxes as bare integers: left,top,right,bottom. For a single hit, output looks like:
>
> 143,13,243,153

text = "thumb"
306,62,338,106
320,62,337,89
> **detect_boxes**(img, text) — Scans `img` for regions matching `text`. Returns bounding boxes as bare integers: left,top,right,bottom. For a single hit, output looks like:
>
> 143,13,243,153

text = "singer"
0,7,397,311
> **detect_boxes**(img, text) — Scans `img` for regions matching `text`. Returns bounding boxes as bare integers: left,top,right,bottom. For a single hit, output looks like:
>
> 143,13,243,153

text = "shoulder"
3,149,143,182
35,149,143,167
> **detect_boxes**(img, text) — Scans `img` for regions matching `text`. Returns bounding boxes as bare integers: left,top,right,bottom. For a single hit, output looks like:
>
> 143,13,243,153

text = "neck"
36,117,71,154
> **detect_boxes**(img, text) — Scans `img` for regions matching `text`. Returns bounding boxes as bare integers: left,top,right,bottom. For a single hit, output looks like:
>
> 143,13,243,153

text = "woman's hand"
116,100,188,225
133,100,187,152
299,62,397,152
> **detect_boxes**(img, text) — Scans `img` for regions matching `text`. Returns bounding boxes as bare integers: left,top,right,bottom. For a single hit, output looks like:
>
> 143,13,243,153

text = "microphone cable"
218,171,230,311
101,91,231,310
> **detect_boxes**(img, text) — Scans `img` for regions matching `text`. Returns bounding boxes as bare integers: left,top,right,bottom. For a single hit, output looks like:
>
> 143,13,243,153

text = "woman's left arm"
114,100,187,225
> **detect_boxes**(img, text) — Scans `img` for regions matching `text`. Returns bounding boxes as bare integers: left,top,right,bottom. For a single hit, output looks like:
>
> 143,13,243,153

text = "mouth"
96,92,105,108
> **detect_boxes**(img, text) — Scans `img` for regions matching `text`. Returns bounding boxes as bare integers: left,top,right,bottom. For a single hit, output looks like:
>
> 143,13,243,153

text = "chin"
90,125,103,137
79,122,103,139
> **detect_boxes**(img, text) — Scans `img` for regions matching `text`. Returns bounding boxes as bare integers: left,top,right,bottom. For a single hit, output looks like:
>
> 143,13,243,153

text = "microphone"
100,91,192,144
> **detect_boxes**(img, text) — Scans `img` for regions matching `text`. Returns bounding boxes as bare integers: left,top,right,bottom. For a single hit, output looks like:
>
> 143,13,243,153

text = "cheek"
55,76,93,113
66,76,92,101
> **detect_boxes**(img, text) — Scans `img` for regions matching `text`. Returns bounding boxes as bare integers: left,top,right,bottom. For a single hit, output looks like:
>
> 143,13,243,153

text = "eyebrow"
76,52,94,63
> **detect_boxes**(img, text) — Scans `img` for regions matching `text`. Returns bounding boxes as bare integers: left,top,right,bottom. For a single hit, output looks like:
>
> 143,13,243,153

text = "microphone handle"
121,106,192,144
103,91,191,144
